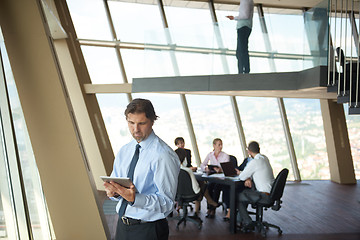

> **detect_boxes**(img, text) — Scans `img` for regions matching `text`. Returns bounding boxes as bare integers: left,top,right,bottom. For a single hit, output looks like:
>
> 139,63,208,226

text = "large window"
67,0,359,180
1,31,52,240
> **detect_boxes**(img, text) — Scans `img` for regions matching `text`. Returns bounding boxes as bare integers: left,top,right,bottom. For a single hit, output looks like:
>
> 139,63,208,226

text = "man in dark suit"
175,137,196,170
237,156,252,171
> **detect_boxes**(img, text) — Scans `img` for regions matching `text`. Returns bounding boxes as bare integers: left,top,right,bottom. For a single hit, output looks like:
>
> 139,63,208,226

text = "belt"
121,216,143,226
121,216,165,226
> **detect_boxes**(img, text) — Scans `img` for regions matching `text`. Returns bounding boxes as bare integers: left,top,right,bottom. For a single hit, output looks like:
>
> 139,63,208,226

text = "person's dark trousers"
222,182,245,209
115,218,169,240
236,26,252,74
207,183,222,210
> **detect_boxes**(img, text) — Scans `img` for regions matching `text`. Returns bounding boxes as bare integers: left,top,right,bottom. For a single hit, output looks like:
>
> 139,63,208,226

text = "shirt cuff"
109,195,121,201
131,193,145,207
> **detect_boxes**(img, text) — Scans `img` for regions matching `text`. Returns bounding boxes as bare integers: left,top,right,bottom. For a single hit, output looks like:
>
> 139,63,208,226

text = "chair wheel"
278,229,282,235
261,228,267,237
198,224,202,230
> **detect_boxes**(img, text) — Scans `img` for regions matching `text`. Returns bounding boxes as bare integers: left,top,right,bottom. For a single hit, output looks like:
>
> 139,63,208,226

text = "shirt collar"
132,130,155,150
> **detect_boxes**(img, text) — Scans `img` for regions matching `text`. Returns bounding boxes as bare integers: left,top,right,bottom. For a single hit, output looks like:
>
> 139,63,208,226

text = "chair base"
254,220,282,237
169,204,202,230
175,214,202,230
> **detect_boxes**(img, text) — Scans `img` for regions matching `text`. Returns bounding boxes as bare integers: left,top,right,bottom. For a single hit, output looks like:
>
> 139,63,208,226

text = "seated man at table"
237,141,274,230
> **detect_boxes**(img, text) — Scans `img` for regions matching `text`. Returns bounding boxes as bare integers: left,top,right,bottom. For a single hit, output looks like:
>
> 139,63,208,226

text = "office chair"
229,155,238,169
174,169,202,230
248,168,289,237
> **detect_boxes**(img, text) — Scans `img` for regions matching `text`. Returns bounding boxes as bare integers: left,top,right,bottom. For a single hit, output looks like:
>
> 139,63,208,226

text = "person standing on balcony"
226,0,254,74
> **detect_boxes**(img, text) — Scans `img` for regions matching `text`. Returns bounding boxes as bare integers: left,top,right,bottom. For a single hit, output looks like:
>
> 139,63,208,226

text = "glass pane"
67,0,112,40
1,33,51,240
186,95,242,164
0,119,17,240
249,57,273,73
284,99,329,180
304,5,328,66
81,46,124,84
122,49,174,82
108,1,166,44
344,107,360,179
96,94,130,153
175,52,228,76
165,6,217,48
236,97,292,179
264,9,309,55
274,59,308,72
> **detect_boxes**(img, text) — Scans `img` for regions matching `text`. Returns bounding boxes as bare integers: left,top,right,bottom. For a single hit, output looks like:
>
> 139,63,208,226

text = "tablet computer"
207,165,219,175
100,176,134,189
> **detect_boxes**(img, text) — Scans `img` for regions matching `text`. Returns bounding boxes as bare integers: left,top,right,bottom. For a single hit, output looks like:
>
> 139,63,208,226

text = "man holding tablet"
103,98,180,240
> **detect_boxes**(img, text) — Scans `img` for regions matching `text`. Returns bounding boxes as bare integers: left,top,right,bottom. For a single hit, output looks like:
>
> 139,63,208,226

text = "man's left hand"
104,181,136,202
244,178,252,188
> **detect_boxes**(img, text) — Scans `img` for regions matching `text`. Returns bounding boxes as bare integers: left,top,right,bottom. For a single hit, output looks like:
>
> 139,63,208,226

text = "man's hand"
244,178,252,188
104,181,136,202
226,15,234,20
214,166,222,173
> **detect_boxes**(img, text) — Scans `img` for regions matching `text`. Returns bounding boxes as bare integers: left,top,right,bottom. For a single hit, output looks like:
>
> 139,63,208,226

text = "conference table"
194,172,243,234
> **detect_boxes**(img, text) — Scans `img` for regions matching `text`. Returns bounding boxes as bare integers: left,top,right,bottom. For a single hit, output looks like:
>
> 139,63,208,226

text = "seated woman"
175,148,218,216
200,138,230,218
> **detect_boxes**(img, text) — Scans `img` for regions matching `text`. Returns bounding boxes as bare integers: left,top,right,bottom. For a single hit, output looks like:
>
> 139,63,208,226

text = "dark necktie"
118,144,140,217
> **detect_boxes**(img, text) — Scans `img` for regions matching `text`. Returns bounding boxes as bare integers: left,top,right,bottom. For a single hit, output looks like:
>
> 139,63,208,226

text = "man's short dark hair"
248,141,260,153
175,137,184,146
124,98,159,122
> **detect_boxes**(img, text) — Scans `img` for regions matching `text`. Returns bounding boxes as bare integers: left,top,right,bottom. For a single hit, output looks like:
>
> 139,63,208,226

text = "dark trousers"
222,181,245,209
237,189,271,225
236,26,252,74
207,182,222,210
115,218,169,240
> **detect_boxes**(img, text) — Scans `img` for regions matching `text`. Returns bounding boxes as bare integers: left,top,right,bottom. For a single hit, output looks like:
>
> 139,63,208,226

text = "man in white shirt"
226,0,254,74
237,141,274,229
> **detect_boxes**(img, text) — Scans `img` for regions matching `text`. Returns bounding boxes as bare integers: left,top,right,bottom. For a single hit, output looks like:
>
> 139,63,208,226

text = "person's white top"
235,0,254,29
238,153,274,193
180,163,201,194
200,151,230,171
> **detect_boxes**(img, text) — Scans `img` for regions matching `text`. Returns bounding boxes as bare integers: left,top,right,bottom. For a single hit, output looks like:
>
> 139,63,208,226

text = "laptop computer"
220,162,238,177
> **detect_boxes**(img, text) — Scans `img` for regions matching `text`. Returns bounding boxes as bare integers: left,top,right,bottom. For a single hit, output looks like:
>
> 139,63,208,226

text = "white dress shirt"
238,153,274,193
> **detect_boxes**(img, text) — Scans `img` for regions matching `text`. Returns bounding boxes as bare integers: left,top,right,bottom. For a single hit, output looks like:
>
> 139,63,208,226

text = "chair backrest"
269,168,289,202
229,155,238,168
176,169,198,202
